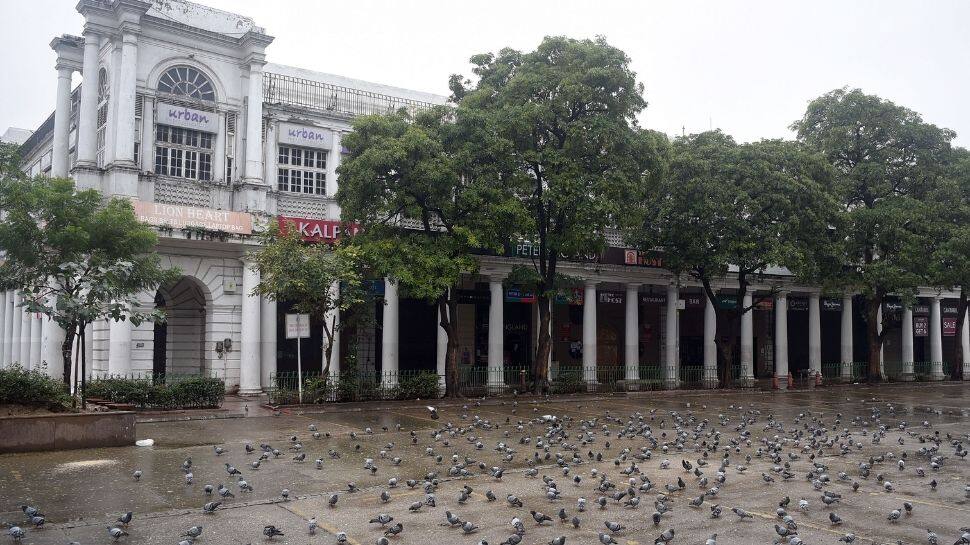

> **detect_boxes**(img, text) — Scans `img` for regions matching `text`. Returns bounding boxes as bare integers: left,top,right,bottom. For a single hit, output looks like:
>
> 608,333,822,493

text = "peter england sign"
134,201,252,234
157,102,217,133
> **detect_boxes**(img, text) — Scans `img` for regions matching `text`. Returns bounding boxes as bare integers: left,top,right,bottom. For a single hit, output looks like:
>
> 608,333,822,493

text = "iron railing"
263,72,438,119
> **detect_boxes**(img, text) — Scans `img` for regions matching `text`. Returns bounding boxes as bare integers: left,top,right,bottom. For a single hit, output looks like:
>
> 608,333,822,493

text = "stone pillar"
75,32,100,169
239,261,262,394
840,294,853,381
29,312,43,371
41,310,66,381
740,292,754,386
702,295,718,388
260,297,277,390
487,279,504,389
324,283,340,379
381,278,399,386
114,32,138,166
20,300,31,369
962,308,970,380
436,303,448,394
664,284,679,388
244,61,264,181
327,131,342,197
929,296,944,380
0,291,8,366
774,291,789,390
624,283,640,381
107,317,132,376
901,305,915,380
11,294,22,365
51,64,75,178
582,280,598,385
808,293,821,379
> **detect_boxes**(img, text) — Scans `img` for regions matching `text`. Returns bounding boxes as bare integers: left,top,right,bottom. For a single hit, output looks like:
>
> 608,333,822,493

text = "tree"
622,131,838,385
450,36,668,392
927,147,970,378
792,88,954,379
337,105,515,396
248,221,365,378
0,176,177,401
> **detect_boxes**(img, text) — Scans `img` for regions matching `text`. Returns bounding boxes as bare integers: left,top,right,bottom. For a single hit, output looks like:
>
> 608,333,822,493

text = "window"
277,145,327,195
157,66,215,101
96,69,109,168
154,125,213,181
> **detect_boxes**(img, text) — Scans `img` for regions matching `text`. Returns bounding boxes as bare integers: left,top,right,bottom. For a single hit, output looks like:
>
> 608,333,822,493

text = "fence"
263,72,437,120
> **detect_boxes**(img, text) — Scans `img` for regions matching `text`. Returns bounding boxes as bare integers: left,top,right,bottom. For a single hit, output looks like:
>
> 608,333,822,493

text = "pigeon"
263,525,284,539
605,520,625,533
838,534,856,543
531,510,552,525
182,526,203,539
705,534,717,545
107,526,129,540
7,527,25,542
307,517,317,535
428,406,439,420
328,493,339,507
117,511,133,526
370,514,394,526
384,523,403,537
132,470,142,481
462,521,479,534
888,509,901,522
829,512,843,525
732,507,753,520
599,534,618,545
549,537,566,545
202,501,221,513
655,528,675,544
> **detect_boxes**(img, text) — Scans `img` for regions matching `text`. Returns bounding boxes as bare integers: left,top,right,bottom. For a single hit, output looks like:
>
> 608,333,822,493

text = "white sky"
2,0,968,146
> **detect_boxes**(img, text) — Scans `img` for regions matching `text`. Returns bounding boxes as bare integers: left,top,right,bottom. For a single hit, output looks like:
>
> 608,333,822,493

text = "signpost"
285,314,311,403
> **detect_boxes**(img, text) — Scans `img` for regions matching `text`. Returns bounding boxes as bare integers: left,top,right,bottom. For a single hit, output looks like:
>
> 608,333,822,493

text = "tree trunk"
533,293,552,394
865,294,883,381
61,325,75,386
438,295,461,398
322,315,335,378
954,287,967,380
79,323,88,409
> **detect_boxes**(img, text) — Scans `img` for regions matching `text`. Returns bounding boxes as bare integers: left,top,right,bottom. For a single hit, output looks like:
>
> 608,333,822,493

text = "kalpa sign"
278,216,360,242
157,102,217,133
134,201,252,234
279,123,333,150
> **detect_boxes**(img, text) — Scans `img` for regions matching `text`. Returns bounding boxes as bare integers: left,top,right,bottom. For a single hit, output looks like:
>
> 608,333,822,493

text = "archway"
154,276,209,377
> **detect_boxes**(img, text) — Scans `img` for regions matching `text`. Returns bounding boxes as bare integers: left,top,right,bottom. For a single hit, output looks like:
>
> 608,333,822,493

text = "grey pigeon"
107,526,129,540
655,528,675,544
462,521,479,534
263,525,284,539
7,527,25,542
550,537,566,545
202,501,221,513
182,526,203,538
369,514,393,526
599,534,618,545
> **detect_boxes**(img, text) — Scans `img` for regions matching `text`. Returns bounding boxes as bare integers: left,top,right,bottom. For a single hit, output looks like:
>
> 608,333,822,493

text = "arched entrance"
154,276,209,377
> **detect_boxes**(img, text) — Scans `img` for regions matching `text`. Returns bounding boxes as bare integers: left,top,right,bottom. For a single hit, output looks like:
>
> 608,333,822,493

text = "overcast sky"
2,0,968,146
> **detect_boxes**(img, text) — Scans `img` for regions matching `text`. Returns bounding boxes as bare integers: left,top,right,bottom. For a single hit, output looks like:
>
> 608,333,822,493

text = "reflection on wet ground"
2,383,970,545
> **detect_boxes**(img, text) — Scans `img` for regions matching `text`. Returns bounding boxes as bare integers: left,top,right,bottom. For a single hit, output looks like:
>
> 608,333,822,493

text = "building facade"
2,0,968,392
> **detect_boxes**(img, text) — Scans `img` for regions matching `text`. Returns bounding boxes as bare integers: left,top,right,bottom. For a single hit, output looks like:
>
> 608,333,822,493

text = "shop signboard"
716,295,738,310
682,294,704,308
598,291,624,304
640,294,666,305
456,289,490,305
821,298,842,312
913,304,930,316
943,303,959,315
556,287,584,306
943,316,957,337
883,300,904,313
755,298,774,311
505,288,536,304
787,298,808,311
157,101,217,132
134,201,252,234
618,248,664,268
278,122,333,149
278,216,361,242
914,316,929,337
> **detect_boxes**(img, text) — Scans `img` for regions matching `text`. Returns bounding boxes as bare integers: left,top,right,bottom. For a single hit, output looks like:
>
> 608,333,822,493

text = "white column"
929,296,944,380
0,291,8,366
381,278,399,386
20,300,31,369
113,32,138,165
665,284,679,388
436,303,447,394
75,32,100,167
840,294,854,380
582,280,598,385
326,131,342,197
239,262,262,394
11,294,22,365
487,279,504,388
51,64,74,177
107,317,132,376
624,284,640,381
808,293,821,378
901,305,915,380
41,310,66,381
324,283,340,379
774,292,789,390
260,297,277,390
29,312,42,370
244,61,264,181
703,295,717,387
961,308,970,381
740,292,754,385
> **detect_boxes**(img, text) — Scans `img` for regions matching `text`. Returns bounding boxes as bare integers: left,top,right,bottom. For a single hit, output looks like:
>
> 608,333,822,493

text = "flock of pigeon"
7,397,970,545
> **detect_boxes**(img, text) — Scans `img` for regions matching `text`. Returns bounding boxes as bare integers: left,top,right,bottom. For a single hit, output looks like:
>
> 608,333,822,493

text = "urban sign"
279,123,333,150
157,102,217,133
278,216,360,242
134,201,253,234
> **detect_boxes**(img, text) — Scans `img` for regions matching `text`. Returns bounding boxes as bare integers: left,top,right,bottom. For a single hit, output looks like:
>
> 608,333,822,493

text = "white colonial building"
2,0,968,393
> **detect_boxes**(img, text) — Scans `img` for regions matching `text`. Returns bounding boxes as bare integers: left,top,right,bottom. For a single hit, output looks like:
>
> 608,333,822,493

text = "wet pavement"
2,383,970,545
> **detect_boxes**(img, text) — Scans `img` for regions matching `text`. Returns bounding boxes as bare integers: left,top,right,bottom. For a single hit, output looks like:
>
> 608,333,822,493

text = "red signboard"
278,216,360,242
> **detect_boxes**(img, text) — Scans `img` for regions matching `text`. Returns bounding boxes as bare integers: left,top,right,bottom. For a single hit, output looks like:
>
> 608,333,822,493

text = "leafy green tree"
450,36,668,392
248,221,366,378
0,177,177,401
927,147,970,378
337,105,515,396
792,88,954,379
622,131,838,384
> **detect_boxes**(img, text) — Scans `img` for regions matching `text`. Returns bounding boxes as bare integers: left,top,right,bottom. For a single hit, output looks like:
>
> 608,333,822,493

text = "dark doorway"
399,298,437,372
152,291,167,377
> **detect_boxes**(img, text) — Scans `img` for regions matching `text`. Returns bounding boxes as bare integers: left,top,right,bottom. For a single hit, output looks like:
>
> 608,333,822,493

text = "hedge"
0,364,70,410
86,376,225,409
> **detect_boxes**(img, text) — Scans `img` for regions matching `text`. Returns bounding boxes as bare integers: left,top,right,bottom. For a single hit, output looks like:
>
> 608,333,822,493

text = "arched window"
157,65,215,101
